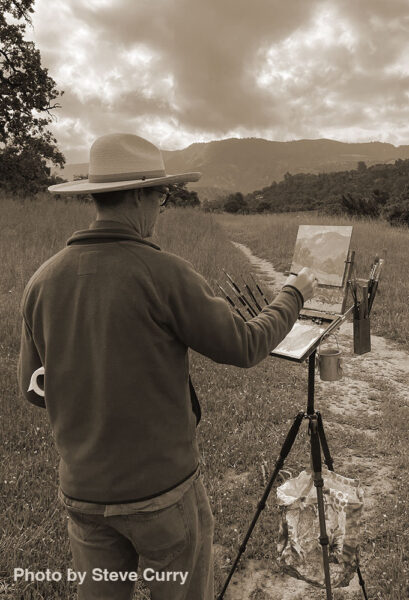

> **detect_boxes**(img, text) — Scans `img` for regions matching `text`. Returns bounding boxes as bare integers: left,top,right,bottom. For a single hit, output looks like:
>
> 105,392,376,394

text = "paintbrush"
368,258,384,314
250,273,270,305
217,283,247,321
225,280,257,318
241,276,262,312
224,271,258,317
362,283,368,319
368,255,379,296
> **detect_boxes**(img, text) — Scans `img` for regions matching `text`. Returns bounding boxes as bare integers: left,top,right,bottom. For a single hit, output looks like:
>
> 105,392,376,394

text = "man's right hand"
283,267,318,303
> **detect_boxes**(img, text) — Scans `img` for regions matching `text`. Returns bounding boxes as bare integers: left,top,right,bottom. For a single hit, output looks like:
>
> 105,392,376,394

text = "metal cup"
317,347,343,381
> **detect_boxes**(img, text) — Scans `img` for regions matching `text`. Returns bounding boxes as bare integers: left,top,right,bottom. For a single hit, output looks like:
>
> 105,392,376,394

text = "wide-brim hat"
48,133,201,194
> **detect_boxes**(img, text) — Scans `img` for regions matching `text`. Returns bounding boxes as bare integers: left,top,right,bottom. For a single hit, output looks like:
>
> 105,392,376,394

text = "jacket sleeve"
17,318,46,409
160,256,302,368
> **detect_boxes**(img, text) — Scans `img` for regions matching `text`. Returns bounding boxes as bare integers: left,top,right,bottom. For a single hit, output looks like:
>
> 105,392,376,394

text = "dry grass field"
1,197,408,599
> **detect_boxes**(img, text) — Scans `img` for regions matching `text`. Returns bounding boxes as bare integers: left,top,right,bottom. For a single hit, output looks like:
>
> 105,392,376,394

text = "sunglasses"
149,186,171,207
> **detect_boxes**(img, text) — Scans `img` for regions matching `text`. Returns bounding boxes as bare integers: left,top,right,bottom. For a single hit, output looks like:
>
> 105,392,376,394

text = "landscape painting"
291,225,353,287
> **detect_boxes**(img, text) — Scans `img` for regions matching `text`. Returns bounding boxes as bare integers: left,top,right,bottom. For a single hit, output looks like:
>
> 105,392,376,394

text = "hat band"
89,169,166,183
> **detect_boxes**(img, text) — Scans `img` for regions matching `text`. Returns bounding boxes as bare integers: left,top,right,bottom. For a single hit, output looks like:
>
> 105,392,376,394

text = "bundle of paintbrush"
349,255,384,354
368,256,384,313
217,271,270,321
349,255,384,320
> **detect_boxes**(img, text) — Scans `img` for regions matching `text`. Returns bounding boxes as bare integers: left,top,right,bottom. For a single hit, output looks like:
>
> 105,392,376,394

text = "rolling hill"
55,138,409,198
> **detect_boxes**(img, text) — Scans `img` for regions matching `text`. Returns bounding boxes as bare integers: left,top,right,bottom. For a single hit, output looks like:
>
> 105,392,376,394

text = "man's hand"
283,267,318,303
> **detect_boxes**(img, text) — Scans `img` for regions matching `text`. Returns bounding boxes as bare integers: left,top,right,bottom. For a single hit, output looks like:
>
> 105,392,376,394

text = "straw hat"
48,133,201,194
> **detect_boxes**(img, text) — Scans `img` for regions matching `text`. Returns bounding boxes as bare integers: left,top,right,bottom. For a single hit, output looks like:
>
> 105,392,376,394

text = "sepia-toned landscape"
2,0,409,598
1,200,409,599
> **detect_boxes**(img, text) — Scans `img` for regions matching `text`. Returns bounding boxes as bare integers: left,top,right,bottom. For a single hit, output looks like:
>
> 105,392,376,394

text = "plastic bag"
276,468,364,588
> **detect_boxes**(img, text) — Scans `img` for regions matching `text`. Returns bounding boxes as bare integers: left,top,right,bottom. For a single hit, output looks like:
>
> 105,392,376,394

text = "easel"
217,346,368,600
217,236,374,600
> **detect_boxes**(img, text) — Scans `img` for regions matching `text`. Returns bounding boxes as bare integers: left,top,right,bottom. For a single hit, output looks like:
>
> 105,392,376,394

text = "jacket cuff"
282,285,304,310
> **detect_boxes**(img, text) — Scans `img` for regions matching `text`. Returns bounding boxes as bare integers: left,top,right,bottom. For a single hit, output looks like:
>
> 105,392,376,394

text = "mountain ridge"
55,137,409,197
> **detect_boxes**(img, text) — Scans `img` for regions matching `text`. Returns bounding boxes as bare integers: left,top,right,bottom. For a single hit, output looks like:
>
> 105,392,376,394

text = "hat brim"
48,172,201,195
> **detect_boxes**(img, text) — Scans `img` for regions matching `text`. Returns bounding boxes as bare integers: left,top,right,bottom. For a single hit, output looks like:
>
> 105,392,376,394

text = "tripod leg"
356,556,369,600
317,414,368,599
307,351,316,415
316,411,334,471
217,411,305,600
310,415,333,600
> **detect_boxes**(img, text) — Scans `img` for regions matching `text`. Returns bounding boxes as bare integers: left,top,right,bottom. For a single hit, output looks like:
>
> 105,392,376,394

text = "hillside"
243,158,409,215
54,137,409,197
163,138,409,194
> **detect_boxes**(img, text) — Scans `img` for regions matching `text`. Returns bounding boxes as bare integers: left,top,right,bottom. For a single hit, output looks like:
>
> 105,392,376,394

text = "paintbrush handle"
234,307,247,321
218,283,247,321
368,258,384,313
224,270,241,295
250,273,269,305
368,281,378,314
243,279,262,312
374,259,384,281
226,281,257,317
362,285,368,318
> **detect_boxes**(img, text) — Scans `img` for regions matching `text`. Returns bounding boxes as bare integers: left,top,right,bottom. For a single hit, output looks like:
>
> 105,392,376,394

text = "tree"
339,192,382,218
0,0,65,194
256,200,272,213
167,183,200,208
384,185,409,227
223,192,248,213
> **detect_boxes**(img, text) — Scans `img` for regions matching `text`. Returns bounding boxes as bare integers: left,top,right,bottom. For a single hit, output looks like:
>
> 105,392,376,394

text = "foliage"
256,199,272,213
240,159,409,220
167,182,200,208
383,186,409,226
0,0,65,194
338,192,383,218
200,194,226,213
223,191,249,213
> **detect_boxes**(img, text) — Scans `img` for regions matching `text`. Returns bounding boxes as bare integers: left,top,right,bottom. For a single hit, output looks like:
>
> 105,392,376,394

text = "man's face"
146,186,170,209
136,186,169,237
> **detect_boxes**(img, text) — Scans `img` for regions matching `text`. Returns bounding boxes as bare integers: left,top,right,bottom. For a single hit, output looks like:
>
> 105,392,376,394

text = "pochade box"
270,225,354,364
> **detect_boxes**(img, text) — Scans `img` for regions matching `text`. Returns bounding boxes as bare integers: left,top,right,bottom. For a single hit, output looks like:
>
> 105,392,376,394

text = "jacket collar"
67,220,161,250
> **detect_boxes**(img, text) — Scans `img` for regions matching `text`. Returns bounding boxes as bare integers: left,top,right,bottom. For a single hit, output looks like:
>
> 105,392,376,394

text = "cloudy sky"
29,0,409,163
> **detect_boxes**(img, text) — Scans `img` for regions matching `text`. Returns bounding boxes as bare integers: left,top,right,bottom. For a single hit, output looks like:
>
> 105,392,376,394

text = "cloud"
30,0,409,161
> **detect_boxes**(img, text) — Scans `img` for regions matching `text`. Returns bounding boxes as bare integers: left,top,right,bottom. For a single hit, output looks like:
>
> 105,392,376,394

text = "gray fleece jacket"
18,220,302,503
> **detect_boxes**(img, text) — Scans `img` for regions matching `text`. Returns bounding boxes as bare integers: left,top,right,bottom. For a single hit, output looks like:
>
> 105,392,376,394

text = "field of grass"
1,198,408,599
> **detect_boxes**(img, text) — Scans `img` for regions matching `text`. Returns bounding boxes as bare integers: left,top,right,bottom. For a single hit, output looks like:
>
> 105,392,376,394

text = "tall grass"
1,198,408,599
154,207,256,287
1,195,94,355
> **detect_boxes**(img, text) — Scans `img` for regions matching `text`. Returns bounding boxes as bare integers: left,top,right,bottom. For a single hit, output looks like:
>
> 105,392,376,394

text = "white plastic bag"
277,468,364,588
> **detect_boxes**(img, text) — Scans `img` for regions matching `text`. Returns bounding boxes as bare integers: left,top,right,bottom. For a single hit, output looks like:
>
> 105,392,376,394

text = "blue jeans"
66,477,214,600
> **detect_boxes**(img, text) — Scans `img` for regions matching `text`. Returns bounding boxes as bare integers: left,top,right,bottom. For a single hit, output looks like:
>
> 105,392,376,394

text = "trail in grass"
224,241,409,600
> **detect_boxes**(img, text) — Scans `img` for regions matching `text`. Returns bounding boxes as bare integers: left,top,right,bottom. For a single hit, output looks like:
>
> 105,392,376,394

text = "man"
18,133,317,600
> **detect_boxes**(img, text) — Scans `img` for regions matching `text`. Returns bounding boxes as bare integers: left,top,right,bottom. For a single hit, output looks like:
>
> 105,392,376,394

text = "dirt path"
223,242,409,600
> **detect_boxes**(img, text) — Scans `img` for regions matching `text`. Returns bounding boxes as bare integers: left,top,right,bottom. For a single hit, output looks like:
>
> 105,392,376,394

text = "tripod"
217,350,368,600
